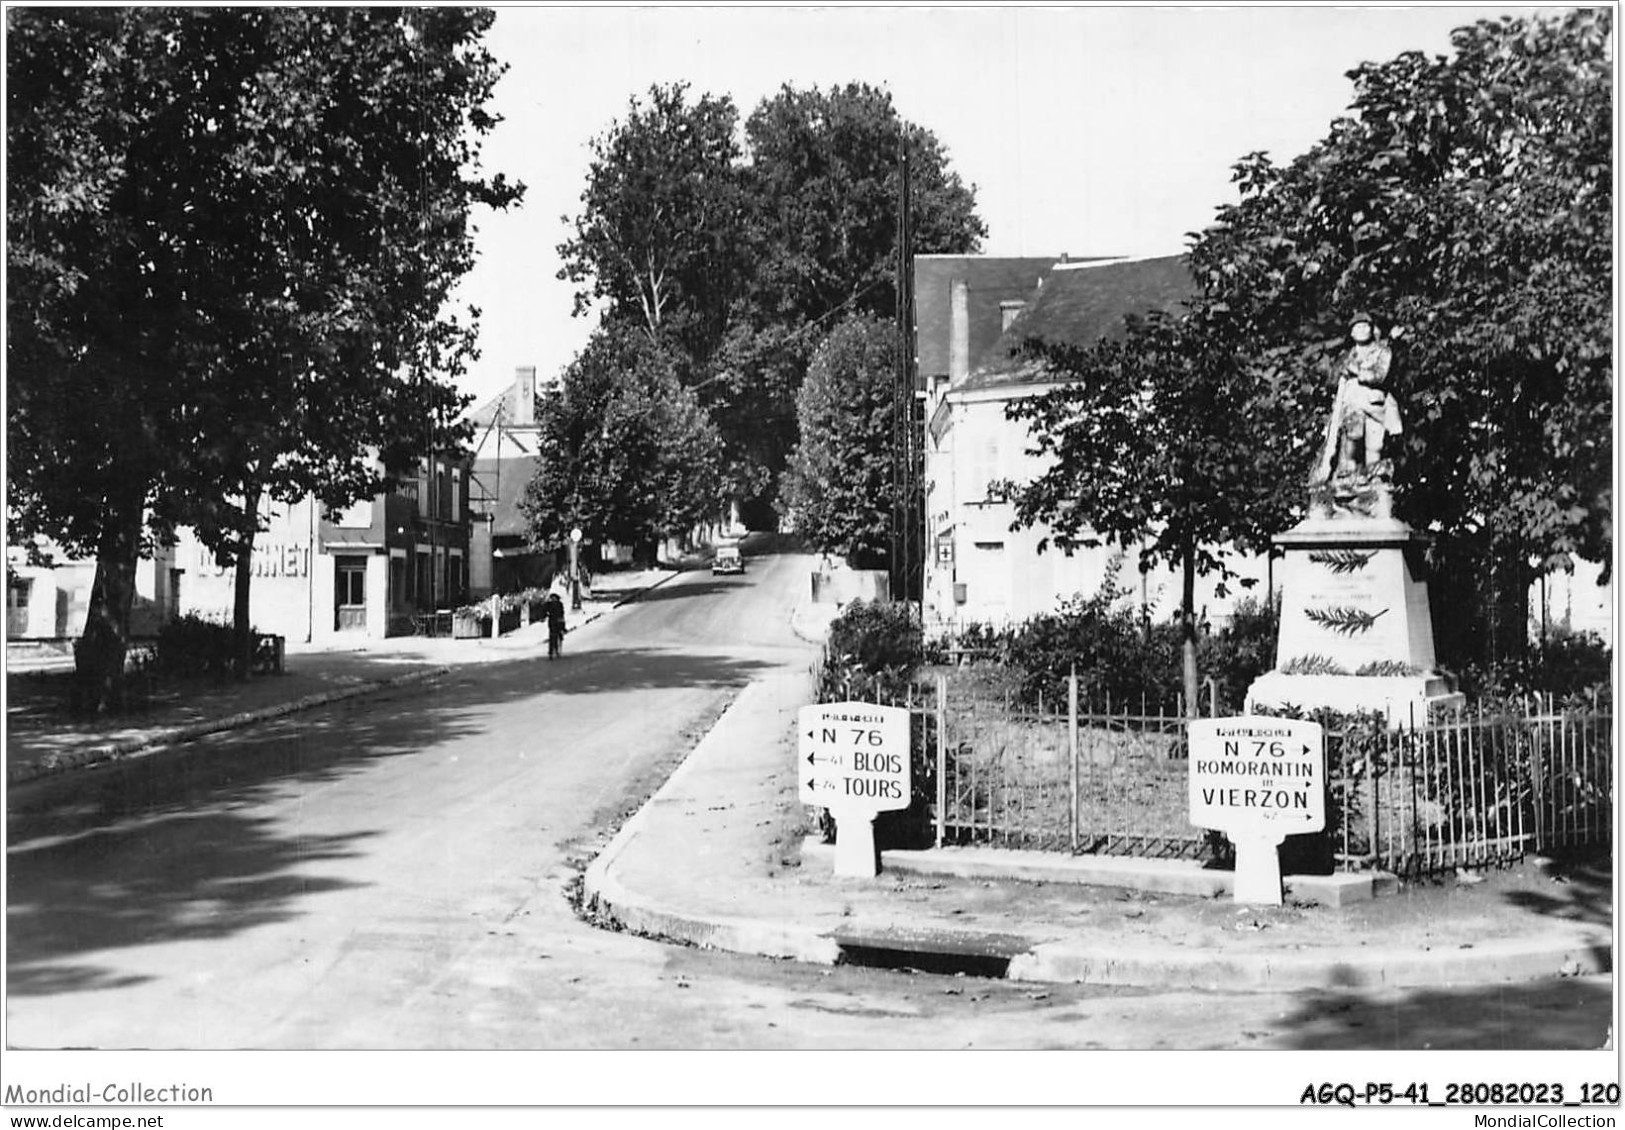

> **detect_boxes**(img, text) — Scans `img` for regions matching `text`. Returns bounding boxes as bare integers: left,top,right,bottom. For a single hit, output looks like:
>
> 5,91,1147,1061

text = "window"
968,434,1001,503
451,469,462,521
336,561,366,606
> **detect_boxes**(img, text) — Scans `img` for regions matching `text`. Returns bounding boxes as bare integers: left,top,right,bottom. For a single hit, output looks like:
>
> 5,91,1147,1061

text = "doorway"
334,556,367,632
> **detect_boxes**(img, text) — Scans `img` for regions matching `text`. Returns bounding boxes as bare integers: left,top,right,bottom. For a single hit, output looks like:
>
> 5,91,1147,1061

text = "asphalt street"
5,547,1611,1064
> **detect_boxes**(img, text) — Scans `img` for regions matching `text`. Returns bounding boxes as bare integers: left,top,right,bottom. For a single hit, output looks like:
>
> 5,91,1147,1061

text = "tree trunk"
231,485,262,680
232,537,256,680
1181,544,1200,719
74,486,145,713
1485,531,1534,671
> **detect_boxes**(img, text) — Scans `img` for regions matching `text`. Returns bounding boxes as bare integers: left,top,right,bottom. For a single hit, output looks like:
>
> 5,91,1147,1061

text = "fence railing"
818,663,1612,877
1335,705,1613,876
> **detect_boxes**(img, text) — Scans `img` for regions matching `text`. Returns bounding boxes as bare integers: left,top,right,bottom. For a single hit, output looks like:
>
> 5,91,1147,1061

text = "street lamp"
569,526,583,610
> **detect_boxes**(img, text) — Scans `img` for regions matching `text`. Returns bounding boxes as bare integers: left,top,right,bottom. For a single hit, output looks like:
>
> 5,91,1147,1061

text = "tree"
1007,307,1301,716
780,315,898,568
556,83,746,380
522,325,725,563
742,84,986,328
722,84,986,514
556,81,987,525
7,8,520,704
1187,8,1611,668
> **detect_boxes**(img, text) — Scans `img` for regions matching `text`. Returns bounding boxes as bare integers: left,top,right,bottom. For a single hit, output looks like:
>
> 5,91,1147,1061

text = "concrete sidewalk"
583,603,1614,991
5,568,677,785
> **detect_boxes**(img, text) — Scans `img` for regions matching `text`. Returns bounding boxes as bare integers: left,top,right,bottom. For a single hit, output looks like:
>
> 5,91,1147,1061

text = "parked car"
712,543,744,575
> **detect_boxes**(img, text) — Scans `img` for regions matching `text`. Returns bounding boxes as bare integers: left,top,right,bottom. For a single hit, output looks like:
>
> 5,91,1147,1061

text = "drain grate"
835,943,1012,979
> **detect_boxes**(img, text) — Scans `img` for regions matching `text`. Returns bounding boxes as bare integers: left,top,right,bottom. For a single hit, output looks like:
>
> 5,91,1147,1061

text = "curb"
789,606,835,646
581,673,841,967
1005,930,1611,990
594,823,1612,988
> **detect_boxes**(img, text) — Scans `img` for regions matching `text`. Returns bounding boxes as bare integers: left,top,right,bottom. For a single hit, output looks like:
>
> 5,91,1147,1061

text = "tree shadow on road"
1258,976,1612,1050
612,579,742,605
1499,852,1612,926
523,646,775,694
7,810,372,998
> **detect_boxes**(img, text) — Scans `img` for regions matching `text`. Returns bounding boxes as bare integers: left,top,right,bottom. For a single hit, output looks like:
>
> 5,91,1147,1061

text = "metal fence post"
1068,666,1079,854
1367,743,1380,872
935,673,947,849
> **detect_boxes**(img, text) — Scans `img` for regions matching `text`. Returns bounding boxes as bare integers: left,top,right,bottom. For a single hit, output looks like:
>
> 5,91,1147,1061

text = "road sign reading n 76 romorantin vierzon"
1188,716,1326,906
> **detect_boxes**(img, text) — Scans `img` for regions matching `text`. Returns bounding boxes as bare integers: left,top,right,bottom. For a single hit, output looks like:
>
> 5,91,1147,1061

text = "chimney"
949,278,970,383
513,366,536,428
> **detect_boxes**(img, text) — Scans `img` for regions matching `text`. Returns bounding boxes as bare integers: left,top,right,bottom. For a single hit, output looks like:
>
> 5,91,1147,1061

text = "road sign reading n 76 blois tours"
798,701,910,811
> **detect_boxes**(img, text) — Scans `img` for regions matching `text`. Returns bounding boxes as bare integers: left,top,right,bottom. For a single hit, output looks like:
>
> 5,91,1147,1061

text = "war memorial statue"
1247,311,1462,725
1309,313,1404,519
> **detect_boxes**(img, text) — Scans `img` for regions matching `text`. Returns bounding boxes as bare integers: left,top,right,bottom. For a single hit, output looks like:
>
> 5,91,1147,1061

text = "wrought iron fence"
817,661,1612,877
1334,703,1613,876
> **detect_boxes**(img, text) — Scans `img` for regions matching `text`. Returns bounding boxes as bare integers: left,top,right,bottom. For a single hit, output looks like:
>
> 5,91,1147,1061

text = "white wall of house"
175,497,320,641
924,383,1274,636
1534,558,1613,646
5,547,174,640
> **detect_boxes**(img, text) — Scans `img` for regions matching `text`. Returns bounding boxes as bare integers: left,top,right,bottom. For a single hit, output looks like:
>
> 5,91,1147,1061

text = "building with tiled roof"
466,366,556,595
957,254,1195,391
914,255,1063,381
922,254,1271,635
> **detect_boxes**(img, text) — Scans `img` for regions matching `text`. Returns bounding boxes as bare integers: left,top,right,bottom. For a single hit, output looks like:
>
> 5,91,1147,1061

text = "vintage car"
711,543,744,575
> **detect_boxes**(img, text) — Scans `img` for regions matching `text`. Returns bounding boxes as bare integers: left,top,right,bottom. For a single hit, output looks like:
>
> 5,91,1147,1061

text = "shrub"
1454,626,1613,708
814,599,935,850
1533,627,1612,702
155,613,244,677
826,598,921,673
1198,595,1280,713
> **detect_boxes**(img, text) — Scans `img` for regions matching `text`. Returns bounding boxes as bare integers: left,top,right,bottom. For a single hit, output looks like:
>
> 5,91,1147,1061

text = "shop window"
7,577,32,637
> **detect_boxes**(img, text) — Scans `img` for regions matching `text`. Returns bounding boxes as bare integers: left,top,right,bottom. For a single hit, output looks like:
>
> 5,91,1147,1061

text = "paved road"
6,547,1612,1065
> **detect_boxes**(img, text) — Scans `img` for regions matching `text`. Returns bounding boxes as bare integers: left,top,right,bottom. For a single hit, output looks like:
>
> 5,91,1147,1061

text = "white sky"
452,3,1550,413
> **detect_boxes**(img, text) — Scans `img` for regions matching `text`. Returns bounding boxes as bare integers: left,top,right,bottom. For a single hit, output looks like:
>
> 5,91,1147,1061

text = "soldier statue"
1312,312,1403,488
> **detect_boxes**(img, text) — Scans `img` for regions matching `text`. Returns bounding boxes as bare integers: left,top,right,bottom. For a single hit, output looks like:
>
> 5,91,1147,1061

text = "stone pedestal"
1246,514,1463,726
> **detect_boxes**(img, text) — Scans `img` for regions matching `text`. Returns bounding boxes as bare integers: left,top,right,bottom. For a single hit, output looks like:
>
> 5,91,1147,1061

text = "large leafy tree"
719,83,986,517
8,8,520,703
556,83,745,381
522,325,725,563
1188,8,1612,667
781,315,898,568
742,83,986,327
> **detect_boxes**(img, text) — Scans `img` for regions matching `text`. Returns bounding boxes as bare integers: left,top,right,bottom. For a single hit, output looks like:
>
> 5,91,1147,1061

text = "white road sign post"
1188,716,1326,905
798,701,911,877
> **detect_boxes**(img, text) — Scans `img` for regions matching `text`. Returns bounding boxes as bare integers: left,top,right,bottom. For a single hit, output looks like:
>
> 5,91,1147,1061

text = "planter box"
452,615,487,640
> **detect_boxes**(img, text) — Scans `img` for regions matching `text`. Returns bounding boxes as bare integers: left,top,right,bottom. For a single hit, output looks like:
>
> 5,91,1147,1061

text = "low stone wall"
810,566,889,606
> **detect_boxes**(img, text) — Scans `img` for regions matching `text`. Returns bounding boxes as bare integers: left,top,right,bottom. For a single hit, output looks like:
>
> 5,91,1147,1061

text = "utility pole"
892,139,918,607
